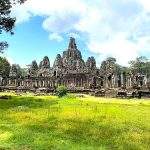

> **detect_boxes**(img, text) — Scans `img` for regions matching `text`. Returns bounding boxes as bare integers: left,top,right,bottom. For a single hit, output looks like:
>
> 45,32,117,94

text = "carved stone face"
44,60,48,65
41,56,50,69
68,37,77,50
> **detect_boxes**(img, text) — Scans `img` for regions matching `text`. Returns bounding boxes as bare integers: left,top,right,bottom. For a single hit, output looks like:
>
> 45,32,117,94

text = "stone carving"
38,56,51,77
61,37,85,74
39,56,50,69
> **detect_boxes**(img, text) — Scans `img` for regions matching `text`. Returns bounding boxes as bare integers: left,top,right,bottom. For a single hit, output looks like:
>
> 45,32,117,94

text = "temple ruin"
0,37,150,97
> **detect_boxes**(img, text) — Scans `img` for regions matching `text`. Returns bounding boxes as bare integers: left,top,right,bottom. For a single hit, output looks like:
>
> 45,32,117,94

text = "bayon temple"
0,37,150,96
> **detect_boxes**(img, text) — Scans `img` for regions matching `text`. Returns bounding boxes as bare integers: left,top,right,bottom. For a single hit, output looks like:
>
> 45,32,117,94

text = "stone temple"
1,37,150,96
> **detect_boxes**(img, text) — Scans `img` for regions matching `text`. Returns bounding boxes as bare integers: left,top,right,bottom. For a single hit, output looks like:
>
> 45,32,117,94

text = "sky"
1,0,150,68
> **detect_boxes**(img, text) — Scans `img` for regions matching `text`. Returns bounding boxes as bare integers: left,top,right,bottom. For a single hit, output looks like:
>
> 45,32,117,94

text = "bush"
56,85,67,97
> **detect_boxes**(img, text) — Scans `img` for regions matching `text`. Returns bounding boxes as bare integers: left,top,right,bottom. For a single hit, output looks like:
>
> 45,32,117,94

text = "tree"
56,85,67,97
29,60,38,76
0,57,11,77
15,64,22,77
19,68,27,77
0,0,26,53
10,64,22,77
100,57,117,75
129,56,150,76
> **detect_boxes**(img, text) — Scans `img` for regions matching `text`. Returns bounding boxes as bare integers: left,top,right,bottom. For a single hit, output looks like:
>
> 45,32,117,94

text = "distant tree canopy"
129,56,150,77
100,56,150,77
10,64,23,77
100,57,117,75
29,60,38,76
0,0,26,53
0,57,11,77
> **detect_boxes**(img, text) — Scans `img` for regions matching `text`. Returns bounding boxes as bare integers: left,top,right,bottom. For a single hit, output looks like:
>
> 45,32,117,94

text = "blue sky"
1,0,150,67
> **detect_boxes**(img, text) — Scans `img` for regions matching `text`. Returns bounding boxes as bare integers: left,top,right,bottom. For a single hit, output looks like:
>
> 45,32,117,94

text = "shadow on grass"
0,96,58,110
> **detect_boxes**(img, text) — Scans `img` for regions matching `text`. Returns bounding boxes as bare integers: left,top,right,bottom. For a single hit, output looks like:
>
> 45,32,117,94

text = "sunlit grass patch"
0,92,150,150
0,131,12,142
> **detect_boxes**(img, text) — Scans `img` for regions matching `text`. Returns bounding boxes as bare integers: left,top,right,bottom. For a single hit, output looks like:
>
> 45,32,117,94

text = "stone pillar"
39,81,41,87
144,76,147,86
115,76,118,88
15,79,17,86
26,81,28,87
81,77,83,87
24,81,26,87
9,79,11,85
45,80,47,87
75,78,77,87
111,75,115,88
43,80,45,87
0,76,2,86
129,77,132,87
121,74,123,86
23,80,25,87
126,78,129,88
127,77,131,88
42,80,44,87
105,77,108,88
48,80,50,87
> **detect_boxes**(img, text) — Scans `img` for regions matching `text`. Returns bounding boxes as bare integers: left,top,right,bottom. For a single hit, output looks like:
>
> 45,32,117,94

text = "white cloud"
49,33,63,42
88,33,139,66
11,0,150,66
67,32,81,39
139,0,150,12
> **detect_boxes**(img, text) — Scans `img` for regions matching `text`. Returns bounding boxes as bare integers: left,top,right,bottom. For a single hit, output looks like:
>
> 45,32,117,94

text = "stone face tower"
61,37,85,73
68,37,77,50
65,37,82,60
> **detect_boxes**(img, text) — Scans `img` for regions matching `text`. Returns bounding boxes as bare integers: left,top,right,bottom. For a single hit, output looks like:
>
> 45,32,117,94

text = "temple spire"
68,37,77,50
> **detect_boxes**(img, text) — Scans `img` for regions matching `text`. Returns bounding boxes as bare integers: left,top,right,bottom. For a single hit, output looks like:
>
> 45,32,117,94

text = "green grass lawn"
0,93,150,150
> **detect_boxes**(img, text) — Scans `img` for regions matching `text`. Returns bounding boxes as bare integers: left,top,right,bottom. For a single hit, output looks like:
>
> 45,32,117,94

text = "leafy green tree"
129,56,150,77
20,68,27,77
29,60,38,76
100,57,117,75
56,85,67,97
16,64,23,77
10,64,22,77
0,57,11,77
0,0,26,52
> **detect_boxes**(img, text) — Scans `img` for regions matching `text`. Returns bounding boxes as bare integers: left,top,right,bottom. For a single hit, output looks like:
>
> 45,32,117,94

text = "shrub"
56,85,67,97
